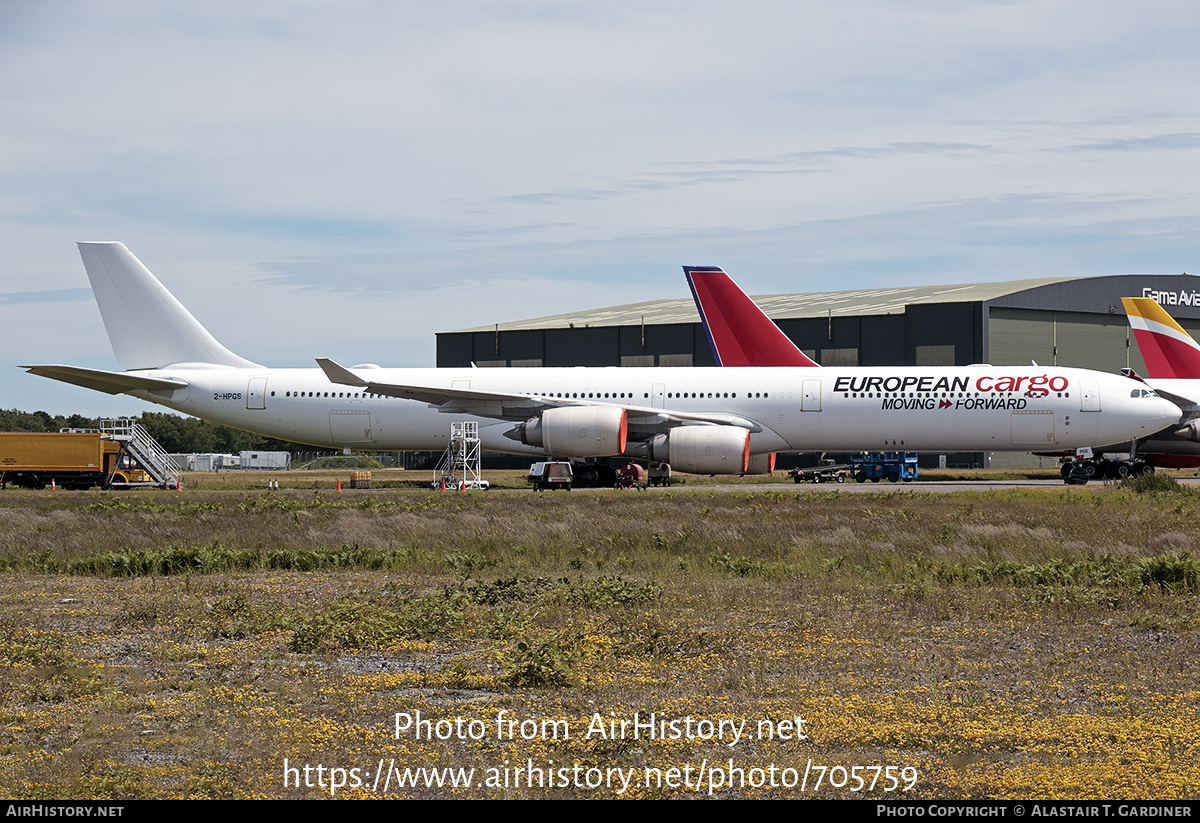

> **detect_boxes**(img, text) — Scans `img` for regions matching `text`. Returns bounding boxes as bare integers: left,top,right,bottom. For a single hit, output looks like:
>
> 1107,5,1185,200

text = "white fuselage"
123,364,1180,456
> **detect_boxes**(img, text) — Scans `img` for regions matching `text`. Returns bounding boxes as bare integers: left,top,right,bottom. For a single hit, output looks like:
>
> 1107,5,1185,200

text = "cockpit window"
1130,389,1159,398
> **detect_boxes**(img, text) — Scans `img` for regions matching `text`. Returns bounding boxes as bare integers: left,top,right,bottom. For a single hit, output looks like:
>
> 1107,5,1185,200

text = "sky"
1,0,1198,416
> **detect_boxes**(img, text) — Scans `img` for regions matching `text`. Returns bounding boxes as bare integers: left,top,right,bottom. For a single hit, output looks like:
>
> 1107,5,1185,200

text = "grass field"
171,465,1075,491
1,477,1197,799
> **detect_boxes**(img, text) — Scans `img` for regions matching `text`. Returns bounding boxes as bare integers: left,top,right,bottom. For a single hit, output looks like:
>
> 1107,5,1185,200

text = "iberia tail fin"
1122,297,1200,379
684,266,819,367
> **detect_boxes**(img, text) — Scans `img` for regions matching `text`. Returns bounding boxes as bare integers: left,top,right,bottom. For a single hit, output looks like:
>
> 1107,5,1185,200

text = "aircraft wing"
316,358,763,432
20,365,188,395
317,357,545,411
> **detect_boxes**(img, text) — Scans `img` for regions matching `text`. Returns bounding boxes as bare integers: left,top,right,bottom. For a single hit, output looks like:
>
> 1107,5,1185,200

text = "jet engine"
744,453,776,475
519,406,628,457
647,425,750,474
1175,422,1200,442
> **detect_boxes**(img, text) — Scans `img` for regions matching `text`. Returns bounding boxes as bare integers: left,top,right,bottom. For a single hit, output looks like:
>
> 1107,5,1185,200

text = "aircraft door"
801,379,822,412
1079,378,1101,412
246,377,267,410
651,383,665,409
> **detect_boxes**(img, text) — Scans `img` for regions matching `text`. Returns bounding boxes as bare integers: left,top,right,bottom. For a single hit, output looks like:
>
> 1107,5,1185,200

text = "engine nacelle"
648,425,750,474
744,453,776,475
521,406,628,457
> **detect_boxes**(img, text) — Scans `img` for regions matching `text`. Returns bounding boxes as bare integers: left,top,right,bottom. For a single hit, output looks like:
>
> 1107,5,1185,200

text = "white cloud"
1,0,1198,414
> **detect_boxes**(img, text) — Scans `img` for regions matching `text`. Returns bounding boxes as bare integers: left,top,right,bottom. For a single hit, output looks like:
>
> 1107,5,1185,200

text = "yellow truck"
0,431,152,490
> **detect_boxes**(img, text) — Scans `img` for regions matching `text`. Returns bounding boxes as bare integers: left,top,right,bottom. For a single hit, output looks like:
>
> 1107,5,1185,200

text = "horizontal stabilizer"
20,365,188,395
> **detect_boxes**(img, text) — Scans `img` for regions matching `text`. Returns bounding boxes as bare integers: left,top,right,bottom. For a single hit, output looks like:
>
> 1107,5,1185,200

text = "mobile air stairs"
432,421,489,490
99,419,182,488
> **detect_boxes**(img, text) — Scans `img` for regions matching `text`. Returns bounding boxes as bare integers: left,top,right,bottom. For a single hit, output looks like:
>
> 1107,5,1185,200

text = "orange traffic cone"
50,478,56,490
336,478,341,492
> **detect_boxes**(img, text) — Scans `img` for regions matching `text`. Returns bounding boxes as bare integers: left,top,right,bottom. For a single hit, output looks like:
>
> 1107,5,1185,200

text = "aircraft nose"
1146,397,1184,432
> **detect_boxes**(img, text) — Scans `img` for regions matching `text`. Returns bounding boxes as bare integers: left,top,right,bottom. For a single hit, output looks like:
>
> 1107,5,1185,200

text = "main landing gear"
1060,459,1153,485
1060,443,1153,485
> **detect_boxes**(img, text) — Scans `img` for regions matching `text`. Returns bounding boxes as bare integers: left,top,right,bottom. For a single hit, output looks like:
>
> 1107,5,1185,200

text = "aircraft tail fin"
684,266,820,367
1122,297,1200,379
77,242,261,370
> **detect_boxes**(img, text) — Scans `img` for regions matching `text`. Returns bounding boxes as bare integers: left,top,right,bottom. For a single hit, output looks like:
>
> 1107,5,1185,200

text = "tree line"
0,409,304,455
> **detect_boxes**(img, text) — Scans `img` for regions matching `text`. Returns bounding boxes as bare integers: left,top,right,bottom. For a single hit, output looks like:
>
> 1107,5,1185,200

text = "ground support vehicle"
791,459,848,484
0,421,178,490
569,459,618,489
528,461,573,491
647,463,673,487
617,462,647,490
850,451,918,483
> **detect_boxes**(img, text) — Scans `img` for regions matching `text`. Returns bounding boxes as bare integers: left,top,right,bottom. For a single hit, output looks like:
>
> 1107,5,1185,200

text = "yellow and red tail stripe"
1122,297,1200,379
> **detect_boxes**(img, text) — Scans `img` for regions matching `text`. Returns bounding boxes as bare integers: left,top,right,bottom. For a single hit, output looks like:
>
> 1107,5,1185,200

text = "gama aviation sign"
1142,286,1200,308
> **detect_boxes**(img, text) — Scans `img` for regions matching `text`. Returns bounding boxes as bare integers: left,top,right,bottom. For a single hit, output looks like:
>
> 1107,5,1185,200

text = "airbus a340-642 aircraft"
21,243,1182,475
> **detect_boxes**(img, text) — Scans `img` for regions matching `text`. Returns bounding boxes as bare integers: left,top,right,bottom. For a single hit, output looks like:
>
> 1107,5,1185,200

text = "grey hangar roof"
436,272,1200,374
450,275,1083,333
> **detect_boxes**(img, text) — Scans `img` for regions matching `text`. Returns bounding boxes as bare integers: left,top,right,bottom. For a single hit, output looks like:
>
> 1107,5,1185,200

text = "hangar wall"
987,309,1146,373
437,304,989,369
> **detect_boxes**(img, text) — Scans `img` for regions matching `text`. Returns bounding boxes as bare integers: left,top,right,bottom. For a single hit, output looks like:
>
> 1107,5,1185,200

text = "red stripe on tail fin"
1122,297,1200,379
684,267,819,367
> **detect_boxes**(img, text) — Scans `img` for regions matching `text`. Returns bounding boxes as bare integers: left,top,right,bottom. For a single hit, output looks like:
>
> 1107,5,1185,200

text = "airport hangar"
436,273,1200,469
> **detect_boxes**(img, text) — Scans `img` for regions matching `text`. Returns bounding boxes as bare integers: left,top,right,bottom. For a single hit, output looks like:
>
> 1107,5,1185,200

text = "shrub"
1121,472,1184,495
